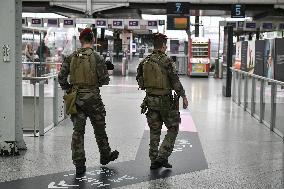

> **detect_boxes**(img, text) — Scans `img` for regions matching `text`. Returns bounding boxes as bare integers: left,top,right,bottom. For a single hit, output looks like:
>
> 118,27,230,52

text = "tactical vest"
143,53,171,92
70,48,98,87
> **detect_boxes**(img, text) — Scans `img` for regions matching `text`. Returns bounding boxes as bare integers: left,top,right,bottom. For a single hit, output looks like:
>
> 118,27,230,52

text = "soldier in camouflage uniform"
136,33,188,169
58,28,119,175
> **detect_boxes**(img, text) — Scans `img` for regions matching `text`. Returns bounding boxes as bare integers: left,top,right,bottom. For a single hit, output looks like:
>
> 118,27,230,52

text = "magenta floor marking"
145,110,197,132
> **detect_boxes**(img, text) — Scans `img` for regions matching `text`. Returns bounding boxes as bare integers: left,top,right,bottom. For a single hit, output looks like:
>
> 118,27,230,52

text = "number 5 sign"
231,4,245,18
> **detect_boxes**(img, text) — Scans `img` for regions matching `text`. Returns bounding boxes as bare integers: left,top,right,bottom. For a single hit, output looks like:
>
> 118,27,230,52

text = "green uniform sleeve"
94,52,110,86
136,61,145,89
165,57,186,97
58,54,72,90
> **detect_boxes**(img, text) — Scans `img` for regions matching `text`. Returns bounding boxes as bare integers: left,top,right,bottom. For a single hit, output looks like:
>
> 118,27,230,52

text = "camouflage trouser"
146,109,180,162
71,90,111,166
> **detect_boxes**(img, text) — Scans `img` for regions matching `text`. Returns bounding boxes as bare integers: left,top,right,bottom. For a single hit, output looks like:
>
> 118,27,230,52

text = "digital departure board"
167,16,189,30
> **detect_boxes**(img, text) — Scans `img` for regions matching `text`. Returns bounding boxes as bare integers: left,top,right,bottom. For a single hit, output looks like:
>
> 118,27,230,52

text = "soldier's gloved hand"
182,96,188,109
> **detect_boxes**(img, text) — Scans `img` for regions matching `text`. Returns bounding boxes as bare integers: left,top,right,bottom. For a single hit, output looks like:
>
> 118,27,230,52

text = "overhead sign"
245,22,257,31
61,19,75,28
76,18,95,24
159,20,165,26
147,20,158,29
227,22,237,29
30,18,43,27
167,2,190,14
261,22,274,31
45,18,59,27
112,19,124,29
96,19,107,28
231,4,245,18
127,19,140,29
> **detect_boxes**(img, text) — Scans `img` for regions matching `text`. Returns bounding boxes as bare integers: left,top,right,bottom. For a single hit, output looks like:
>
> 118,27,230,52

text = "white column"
0,0,26,150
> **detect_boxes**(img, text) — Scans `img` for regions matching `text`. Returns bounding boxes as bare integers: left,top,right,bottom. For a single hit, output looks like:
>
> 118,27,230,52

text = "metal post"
238,72,242,106
39,80,45,136
244,73,248,111
232,70,236,102
53,77,59,127
251,77,256,116
270,83,277,131
33,82,37,137
259,80,265,123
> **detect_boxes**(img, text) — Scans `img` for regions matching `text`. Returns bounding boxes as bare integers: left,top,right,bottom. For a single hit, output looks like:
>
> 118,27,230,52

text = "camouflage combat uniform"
58,48,111,167
136,50,186,163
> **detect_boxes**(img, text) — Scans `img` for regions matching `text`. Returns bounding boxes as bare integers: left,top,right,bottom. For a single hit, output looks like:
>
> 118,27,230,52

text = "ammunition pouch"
63,89,77,115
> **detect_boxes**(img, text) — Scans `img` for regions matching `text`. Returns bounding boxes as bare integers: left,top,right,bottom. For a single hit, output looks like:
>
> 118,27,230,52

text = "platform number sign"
231,4,245,18
113,21,122,27
97,20,106,27
167,2,189,14
148,21,157,27
64,20,74,26
129,21,138,26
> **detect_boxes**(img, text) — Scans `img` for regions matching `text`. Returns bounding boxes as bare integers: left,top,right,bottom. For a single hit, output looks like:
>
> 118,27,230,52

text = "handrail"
22,61,62,65
230,67,284,86
22,74,58,81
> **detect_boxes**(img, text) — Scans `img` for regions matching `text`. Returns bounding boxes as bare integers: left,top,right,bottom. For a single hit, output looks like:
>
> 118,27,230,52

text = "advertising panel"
264,39,275,79
192,63,206,73
234,41,242,69
274,38,284,81
240,41,248,71
254,40,265,76
247,41,255,74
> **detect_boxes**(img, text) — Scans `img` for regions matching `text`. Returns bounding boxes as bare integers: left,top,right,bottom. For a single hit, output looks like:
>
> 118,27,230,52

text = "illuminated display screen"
64,20,74,26
113,21,123,26
167,16,189,30
97,20,106,26
47,19,58,25
246,22,256,29
262,23,273,30
148,21,157,26
32,19,41,25
129,21,139,26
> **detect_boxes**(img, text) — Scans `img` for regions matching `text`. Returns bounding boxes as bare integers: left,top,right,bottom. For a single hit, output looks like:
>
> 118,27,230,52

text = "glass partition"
247,75,253,112
275,85,284,135
254,79,262,119
263,81,272,125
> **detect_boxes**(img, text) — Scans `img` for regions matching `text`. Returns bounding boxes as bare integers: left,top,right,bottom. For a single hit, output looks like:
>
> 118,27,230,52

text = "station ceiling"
22,1,284,21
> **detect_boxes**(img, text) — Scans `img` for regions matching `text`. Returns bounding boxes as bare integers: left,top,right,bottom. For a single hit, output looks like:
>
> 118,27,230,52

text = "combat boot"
160,160,172,168
150,159,172,169
150,161,162,169
100,150,119,165
76,165,86,175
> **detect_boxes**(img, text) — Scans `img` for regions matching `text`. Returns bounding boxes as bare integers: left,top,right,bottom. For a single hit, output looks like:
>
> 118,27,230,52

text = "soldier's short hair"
153,33,168,49
79,28,94,43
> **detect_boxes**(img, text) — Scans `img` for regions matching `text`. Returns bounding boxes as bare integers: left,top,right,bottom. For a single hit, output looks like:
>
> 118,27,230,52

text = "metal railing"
22,75,61,137
231,68,284,140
